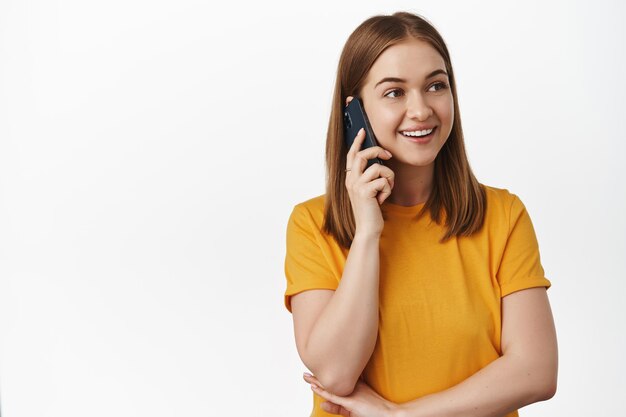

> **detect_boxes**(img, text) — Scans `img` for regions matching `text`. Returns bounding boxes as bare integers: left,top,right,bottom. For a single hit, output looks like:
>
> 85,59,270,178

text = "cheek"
438,97,454,124
370,106,403,134
437,99,455,139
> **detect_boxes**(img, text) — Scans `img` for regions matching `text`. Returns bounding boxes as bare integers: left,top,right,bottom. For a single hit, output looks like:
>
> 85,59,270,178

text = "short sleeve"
497,195,552,297
283,204,339,313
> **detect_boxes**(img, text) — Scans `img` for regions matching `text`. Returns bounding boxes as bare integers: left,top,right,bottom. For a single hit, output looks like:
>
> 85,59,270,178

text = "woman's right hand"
345,96,395,238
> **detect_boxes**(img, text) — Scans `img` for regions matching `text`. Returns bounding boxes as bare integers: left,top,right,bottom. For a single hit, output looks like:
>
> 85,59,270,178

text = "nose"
406,91,433,121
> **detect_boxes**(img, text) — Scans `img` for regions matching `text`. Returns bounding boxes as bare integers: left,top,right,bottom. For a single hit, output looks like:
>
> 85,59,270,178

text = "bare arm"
290,111,394,397
394,287,558,417
291,232,381,396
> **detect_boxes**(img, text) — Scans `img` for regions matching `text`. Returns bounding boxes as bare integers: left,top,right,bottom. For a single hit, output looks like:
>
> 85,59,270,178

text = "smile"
401,128,434,137
400,126,436,143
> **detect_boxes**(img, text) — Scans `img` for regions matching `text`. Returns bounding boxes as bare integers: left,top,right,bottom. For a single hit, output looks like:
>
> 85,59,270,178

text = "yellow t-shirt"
284,185,551,417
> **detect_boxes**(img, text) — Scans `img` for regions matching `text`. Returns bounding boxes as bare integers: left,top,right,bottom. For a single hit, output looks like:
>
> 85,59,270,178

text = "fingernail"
385,150,392,156
359,128,364,134
304,372,312,377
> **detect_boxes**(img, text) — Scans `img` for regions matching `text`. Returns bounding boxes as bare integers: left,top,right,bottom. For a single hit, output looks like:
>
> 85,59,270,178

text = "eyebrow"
374,69,448,88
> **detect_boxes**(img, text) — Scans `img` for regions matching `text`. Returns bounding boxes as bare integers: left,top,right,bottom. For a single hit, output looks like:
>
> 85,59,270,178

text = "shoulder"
483,184,525,215
293,194,326,214
483,184,517,209
481,184,529,232
288,194,327,231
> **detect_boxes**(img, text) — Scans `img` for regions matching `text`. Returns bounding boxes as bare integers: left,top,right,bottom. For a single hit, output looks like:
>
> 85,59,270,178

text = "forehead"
364,38,446,85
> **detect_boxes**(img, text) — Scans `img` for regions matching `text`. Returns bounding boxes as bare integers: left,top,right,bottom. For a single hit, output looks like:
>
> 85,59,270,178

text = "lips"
401,126,437,143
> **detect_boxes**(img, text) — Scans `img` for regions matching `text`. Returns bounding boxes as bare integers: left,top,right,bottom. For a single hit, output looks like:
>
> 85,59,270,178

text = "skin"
300,37,455,416
304,372,397,416
298,39,558,417
303,288,558,417
355,37,454,206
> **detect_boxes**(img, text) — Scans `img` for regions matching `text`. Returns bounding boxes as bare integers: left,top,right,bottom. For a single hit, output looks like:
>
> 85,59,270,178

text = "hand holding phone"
342,96,396,236
343,97,384,171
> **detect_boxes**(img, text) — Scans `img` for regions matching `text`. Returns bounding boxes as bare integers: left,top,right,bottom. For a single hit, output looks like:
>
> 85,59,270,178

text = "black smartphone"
343,97,383,171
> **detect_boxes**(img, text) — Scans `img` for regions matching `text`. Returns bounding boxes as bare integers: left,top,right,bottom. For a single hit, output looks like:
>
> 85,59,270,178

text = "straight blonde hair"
322,11,486,249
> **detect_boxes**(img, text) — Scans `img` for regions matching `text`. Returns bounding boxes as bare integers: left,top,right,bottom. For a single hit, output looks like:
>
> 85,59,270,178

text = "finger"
352,149,392,177
359,164,395,188
311,384,344,405
303,373,324,389
376,178,393,205
367,176,390,199
356,146,392,164
346,129,367,175
346,128,366,159
313,386,356,417
345,95,354,107
321,401,350,416
357,177,390,202
326,402,352,417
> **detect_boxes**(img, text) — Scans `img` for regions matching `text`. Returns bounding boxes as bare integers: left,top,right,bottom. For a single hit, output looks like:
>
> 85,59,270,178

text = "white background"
1,1,624,416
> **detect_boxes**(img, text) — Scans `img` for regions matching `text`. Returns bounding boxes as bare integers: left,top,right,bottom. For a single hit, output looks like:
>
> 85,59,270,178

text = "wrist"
353,231,381,242
388,402,407,417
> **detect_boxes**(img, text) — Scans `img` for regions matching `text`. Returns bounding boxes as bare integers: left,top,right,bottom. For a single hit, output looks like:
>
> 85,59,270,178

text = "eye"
428,81,449,92
384,89,404,98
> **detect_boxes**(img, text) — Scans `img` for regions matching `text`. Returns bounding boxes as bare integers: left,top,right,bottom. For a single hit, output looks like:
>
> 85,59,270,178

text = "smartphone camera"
344,111,352,129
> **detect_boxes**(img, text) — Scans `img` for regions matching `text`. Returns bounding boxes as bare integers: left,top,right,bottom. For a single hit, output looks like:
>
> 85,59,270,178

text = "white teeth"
402,128,434,137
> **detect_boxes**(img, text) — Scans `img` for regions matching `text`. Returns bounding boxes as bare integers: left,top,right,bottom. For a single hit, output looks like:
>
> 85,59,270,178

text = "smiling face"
360,37,454,170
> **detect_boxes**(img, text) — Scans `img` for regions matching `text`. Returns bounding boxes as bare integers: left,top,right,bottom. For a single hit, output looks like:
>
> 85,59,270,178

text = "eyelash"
384,82,449,98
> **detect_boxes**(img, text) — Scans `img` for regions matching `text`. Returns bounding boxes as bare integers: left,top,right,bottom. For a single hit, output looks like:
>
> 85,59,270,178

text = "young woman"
283,11,558,417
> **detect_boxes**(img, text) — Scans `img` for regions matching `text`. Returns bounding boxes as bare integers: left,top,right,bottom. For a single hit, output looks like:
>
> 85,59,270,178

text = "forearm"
394,354,556,417
305,233,380,395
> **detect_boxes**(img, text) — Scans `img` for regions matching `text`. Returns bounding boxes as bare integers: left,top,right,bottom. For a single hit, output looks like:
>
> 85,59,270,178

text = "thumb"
321,401,350,416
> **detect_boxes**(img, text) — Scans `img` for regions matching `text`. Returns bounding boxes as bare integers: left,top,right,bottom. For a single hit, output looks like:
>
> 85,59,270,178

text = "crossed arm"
306,286,558,417
392,287,558,417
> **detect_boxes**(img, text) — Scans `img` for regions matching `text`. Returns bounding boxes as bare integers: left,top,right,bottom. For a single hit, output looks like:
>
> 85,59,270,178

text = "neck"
385,160,434,206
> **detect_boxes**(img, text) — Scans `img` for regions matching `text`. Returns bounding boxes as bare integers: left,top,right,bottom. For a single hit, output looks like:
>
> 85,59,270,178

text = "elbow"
326,376,358,397
314,370,359,397
299,347,362,397
519,349,558,402
539,376,557,401
535,383,556,402
539,358,558,401
533,371,558,401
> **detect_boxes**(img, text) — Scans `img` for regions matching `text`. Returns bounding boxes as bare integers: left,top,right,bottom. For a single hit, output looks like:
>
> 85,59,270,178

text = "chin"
399,155,437,167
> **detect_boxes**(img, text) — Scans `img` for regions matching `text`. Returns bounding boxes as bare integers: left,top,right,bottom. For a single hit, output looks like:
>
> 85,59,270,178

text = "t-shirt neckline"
381,200,427,216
